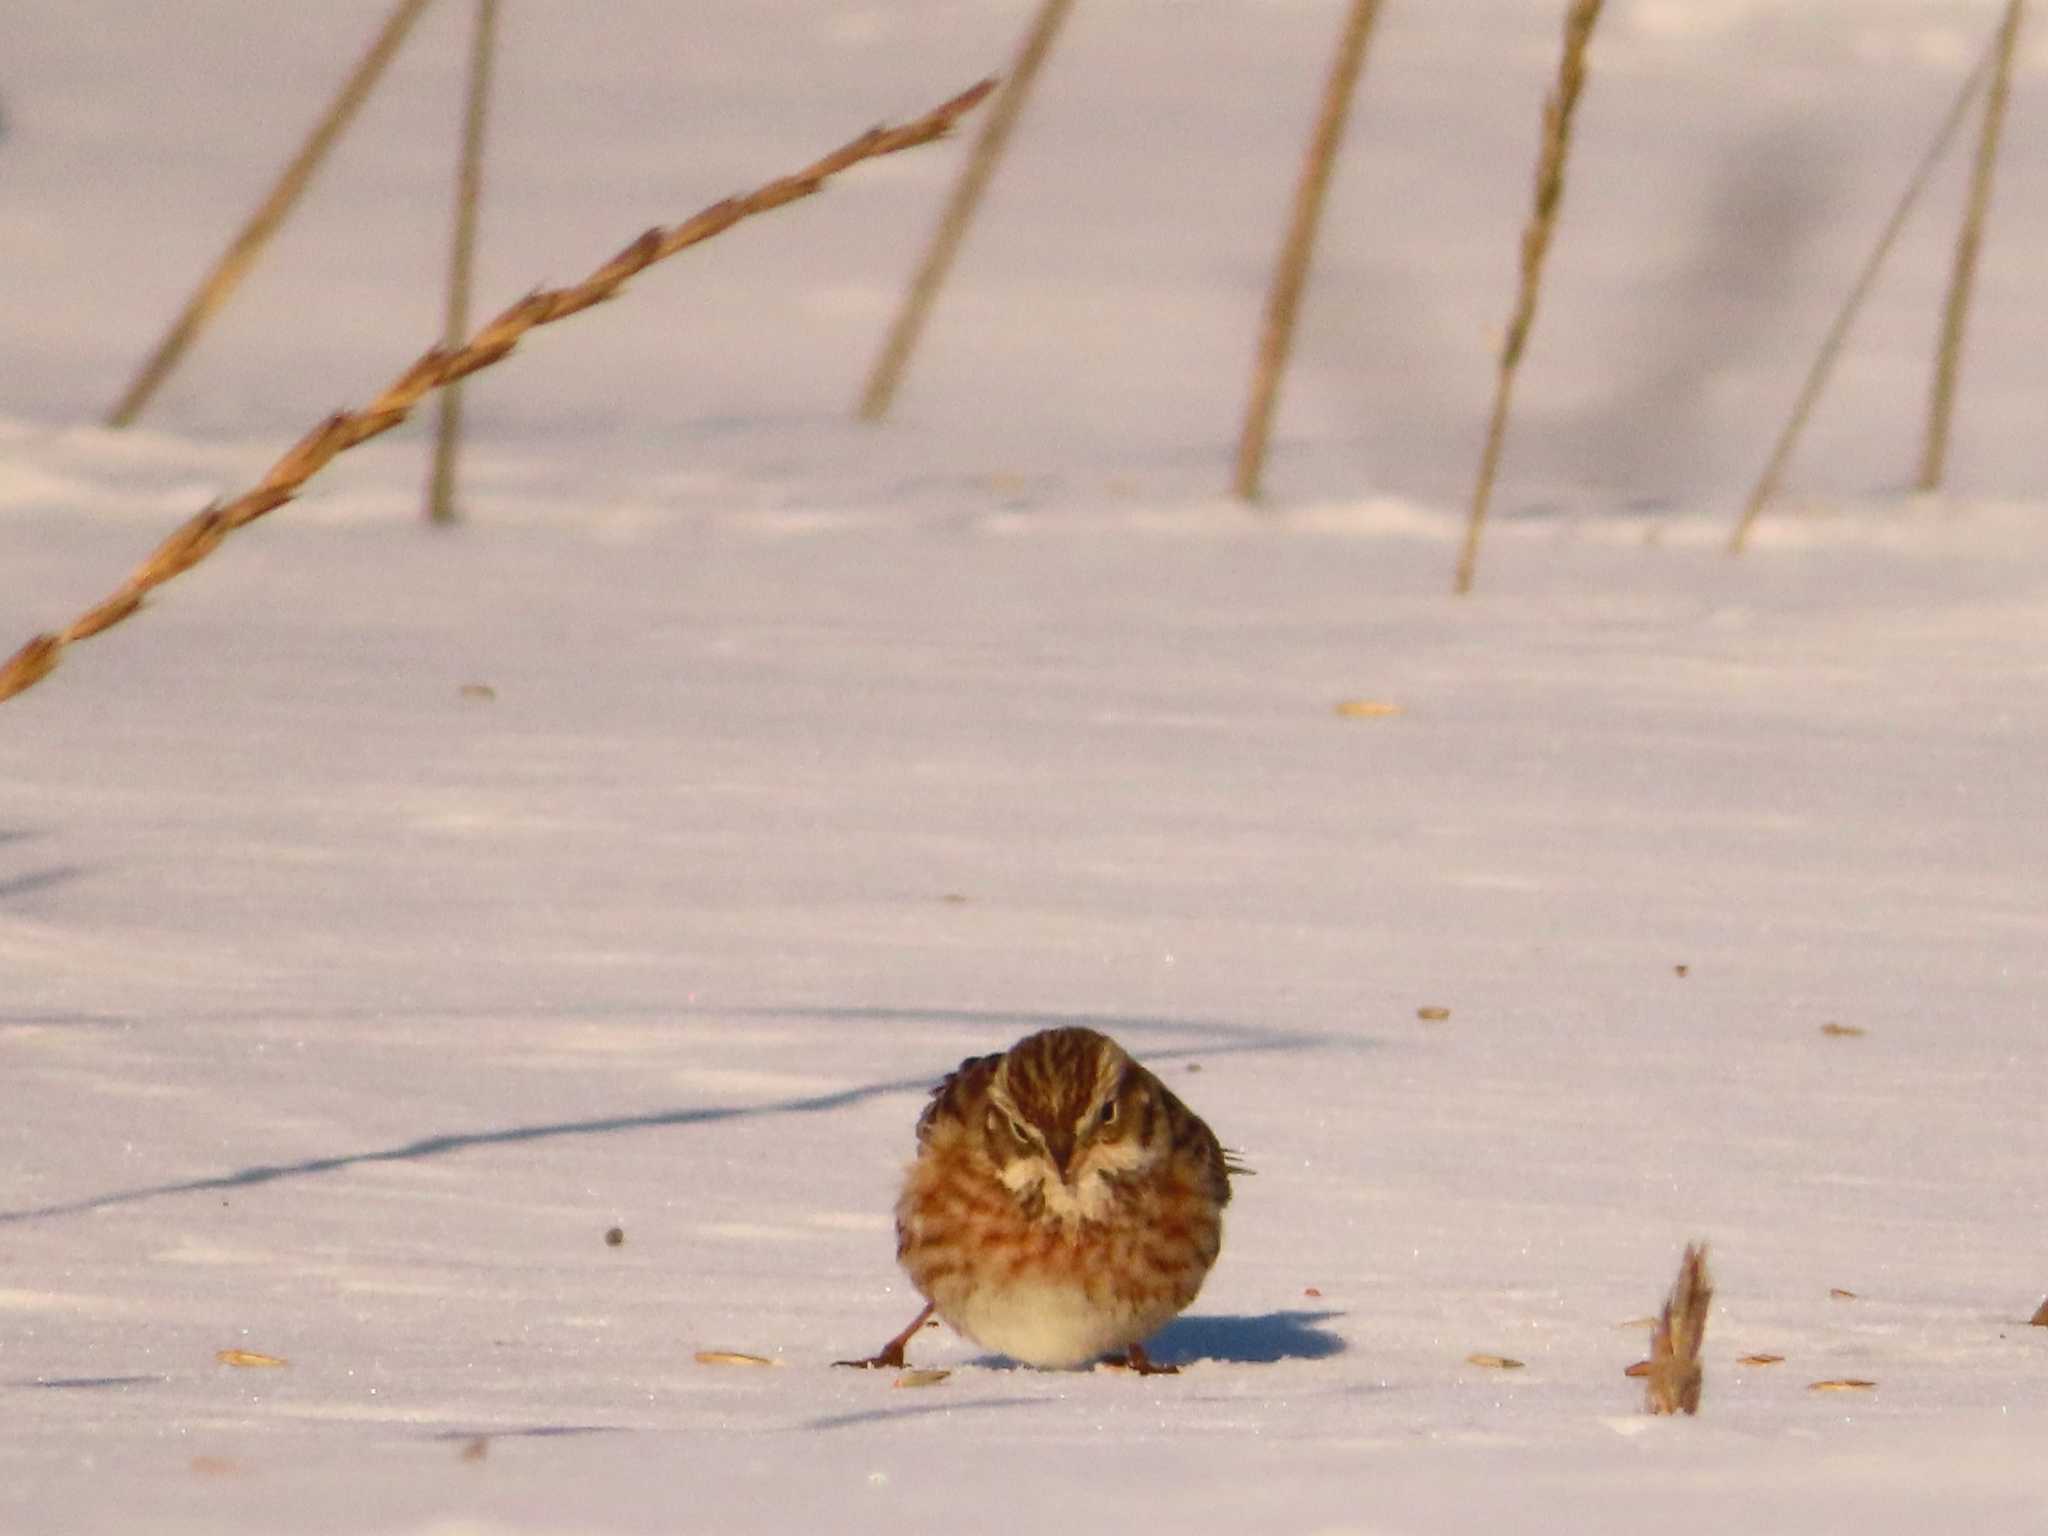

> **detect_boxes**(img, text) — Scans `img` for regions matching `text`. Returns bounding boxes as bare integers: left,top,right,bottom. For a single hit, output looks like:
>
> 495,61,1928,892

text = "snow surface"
6,1,2048,1531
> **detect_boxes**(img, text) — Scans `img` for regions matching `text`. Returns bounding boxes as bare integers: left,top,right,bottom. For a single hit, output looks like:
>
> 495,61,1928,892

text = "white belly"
944,1278,1171,1369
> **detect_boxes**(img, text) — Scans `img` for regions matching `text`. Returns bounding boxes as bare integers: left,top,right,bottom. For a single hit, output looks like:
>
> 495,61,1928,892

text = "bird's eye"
1097,1099,1118,1128
1005,1114,1032,1144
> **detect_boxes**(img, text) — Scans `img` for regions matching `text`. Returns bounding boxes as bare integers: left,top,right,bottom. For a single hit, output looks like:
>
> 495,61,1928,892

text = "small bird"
837,1025,1238,1374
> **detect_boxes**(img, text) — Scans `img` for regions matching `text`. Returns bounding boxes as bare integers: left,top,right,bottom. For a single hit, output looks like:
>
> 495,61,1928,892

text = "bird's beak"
1045,1129,1076,1181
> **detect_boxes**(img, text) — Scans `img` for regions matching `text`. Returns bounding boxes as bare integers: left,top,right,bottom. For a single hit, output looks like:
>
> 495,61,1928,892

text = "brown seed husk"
215,1349,288,1369
693,1350,779,1367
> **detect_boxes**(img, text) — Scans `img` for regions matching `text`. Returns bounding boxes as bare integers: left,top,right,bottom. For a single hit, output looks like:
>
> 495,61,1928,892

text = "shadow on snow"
1148,1308,1347,1365
0,1006,1340,1225
802,1310,1346,1429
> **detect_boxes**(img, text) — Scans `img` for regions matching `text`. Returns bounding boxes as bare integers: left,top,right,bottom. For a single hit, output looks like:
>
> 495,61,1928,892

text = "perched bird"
838,1025,1238,1374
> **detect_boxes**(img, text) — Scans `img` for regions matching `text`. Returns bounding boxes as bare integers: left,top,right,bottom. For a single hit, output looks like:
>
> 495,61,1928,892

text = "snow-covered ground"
6,3,2048,1532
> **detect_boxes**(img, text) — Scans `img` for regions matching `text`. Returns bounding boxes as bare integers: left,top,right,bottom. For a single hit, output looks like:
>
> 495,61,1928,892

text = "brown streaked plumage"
837,1026,1239,1374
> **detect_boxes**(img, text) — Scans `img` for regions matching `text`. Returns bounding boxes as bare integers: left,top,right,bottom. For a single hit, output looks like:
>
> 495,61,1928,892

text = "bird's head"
985,1027,1158,1214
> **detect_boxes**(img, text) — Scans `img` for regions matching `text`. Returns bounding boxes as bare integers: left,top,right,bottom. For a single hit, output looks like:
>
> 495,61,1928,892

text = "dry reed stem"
0,79,997,707
1232,0,1388,502
106,0,440,428
1644,1241,1712,1416
1727,38,1997,555
856,0,1073,422
1917,0,2024,492
1454,0,1603,595
426,0,502,525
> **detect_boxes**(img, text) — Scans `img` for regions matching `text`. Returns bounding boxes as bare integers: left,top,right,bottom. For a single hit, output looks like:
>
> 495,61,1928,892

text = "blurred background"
4,0,2041,515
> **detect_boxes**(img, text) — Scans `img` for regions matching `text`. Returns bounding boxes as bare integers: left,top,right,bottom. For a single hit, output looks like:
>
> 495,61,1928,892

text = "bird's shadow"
1147,1308,1347,1366
806,1310,1345,1430
962,1308,1346,1371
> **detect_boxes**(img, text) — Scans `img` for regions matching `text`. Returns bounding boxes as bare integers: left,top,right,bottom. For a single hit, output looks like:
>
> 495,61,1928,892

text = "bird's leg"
1118,1342,1180,1376
833,1301,936,1370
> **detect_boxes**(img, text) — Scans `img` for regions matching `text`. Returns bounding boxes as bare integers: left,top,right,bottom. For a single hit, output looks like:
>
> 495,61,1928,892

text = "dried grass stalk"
1727,38,1997,555
1232,0,1388,502
1917,0,2024,491
1644,1241,1712,1416
1454,0,1603,596
106,0,440,428
0,79,996,707
856,0,1073,422
425,0,502,525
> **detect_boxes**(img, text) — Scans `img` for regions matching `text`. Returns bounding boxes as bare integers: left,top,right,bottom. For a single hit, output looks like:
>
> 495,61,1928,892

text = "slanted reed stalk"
856,0,1073,422
1232,0,1387,502
0,79,996,707
106,0,440,428
1728,39,1997,555
1645,1242,1712,1416
1454,0,1603,596
1917,0,2024,492
426,0,502,525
